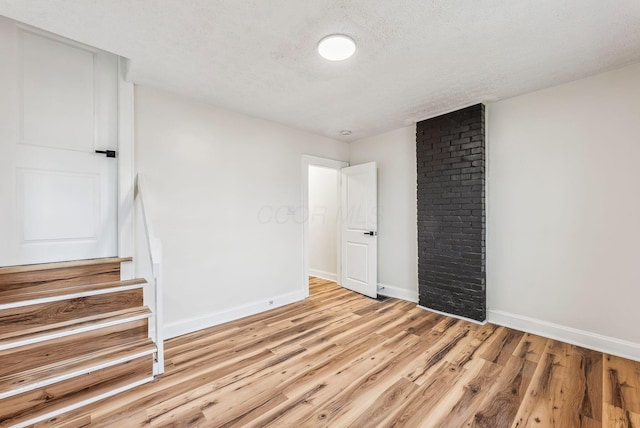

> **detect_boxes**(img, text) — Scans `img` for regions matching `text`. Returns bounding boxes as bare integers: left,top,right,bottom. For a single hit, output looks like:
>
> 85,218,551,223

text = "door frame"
301,155,349,298
117,58,135,279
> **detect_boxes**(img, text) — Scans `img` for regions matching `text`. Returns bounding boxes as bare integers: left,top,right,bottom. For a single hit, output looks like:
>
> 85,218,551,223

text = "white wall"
350,125,418,302
308,166,338,281
135,85,349,338
487,63,640,359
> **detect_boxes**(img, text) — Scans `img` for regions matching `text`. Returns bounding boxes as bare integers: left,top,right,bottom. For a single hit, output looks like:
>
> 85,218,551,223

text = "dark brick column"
416,104,486,322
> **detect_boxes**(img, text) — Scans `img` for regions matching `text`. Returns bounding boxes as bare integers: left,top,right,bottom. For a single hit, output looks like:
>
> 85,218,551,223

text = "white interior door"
341,162,377,298
0,18,119,266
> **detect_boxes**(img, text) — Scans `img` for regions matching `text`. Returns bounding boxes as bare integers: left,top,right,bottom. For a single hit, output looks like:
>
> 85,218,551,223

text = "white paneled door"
0,18,119,266
341,162,378,298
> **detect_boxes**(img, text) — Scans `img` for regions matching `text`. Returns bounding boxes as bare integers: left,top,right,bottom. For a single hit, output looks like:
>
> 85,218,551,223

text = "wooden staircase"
0,257,158,427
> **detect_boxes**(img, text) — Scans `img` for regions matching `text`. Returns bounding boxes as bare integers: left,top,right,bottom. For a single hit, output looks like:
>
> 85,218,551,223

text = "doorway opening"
302,156,379,299
309,165,340,282
301,156,348,297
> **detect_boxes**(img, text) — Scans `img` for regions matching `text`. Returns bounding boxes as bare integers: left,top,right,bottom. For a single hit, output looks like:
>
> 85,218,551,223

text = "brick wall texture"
416,104,486,322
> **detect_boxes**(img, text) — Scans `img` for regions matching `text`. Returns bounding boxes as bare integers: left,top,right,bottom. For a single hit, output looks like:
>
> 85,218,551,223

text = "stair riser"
0,263,122,295
0,289,143,340
0,280,146,308
0,319,149,378
0,355,153,426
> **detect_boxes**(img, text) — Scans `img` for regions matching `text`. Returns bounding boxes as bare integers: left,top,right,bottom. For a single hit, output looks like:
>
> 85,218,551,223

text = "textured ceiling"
1,1,639,141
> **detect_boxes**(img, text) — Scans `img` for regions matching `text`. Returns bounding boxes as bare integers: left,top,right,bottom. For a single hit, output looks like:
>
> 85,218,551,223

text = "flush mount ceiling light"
341,130,352,136
318,34,356,61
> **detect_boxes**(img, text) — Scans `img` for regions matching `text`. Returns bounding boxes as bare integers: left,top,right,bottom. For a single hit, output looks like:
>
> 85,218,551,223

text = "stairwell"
0,257,159,427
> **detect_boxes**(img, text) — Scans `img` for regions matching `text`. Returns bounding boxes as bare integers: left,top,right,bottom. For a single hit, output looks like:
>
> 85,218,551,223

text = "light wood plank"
0,257,131,275
604,353,640,414
0,338,155,396
480,326,525,366
603,403,640,428
0,261,128,296
512,332,549,363
0,289,143,340
0,355,152,427
346,377,418,428
467,355,537,427
0,278,146,305
0,319,148,378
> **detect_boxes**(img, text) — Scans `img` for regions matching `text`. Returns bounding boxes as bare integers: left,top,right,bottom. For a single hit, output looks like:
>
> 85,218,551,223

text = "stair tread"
0,278,146,305
0,289,143,340
0,338,156,396
0,319,150,379
0,257,133,275
0,306,152,345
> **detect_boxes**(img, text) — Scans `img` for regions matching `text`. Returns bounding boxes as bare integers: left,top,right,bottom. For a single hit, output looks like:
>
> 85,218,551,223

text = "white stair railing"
134,174,164,375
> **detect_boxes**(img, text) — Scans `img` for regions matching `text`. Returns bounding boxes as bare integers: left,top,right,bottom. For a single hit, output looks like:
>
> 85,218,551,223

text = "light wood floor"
34,278,640,427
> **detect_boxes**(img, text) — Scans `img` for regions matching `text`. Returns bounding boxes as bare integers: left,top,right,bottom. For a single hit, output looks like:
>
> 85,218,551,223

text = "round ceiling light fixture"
318,34,356,61
340,130,352,136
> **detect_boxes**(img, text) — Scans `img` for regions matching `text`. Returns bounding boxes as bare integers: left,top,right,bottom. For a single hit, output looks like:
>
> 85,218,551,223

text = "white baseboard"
164,289,306,339
488,309,640,362
418,305,487,325
309,269,337,282
377,283,418,303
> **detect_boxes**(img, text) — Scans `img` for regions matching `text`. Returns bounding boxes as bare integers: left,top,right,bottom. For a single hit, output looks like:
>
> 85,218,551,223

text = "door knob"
95,150,117,158
363,231,377,236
